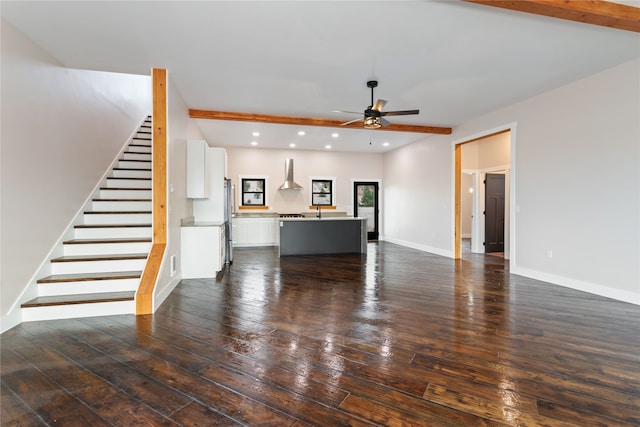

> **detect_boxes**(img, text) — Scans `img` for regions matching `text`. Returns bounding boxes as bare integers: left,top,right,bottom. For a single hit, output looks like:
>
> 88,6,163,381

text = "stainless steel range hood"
278,158,303,190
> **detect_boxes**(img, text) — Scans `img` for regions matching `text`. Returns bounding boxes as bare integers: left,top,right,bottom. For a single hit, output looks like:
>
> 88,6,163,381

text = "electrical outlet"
547,250,553,259
170,255,177,276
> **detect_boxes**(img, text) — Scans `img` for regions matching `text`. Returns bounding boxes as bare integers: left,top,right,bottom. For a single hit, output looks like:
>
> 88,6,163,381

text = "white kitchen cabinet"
192,147,227,222
232,217,278,247
181,224,224,278
186,140,209,198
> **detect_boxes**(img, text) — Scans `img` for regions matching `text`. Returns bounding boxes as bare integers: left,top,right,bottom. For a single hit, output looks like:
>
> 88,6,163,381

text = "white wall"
460,173,473,237
383,136,454,257
383,58,640,304
224,146,383,217
462,132,510,170
0,20,152,329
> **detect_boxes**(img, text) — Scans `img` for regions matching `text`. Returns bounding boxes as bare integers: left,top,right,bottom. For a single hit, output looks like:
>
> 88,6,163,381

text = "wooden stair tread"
51,254,149,263
99,187,151,191
84,211,151,215
113,167,152,171
92,198,152,202
74,224,151,229
63,237,151,244
22,291,135,307
107,177,151,180
37,271,142,283
117,159,151,162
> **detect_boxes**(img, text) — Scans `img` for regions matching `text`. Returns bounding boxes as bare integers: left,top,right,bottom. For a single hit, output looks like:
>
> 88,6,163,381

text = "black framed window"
311,179,333,206
241,178,265,206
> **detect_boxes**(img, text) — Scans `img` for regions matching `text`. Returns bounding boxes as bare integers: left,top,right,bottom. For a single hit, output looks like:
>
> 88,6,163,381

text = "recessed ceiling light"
251,141,258,146
252,132,260,137
325,145,332,149
383,142,390,147
289,143,296,148
298,131,305,136
331,133,339,138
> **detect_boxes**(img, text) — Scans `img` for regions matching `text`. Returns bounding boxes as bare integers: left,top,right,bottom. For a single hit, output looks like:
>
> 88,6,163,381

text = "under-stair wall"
21,116,153,322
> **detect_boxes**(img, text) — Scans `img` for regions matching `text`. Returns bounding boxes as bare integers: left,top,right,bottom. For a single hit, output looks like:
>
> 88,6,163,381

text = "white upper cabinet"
192,146,227,222
187,139,210,198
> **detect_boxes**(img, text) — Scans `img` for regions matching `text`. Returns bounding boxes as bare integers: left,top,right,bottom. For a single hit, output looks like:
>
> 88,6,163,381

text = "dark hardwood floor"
2,242,639,426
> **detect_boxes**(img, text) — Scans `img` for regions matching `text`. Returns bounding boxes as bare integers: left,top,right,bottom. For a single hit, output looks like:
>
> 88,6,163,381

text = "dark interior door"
485,173,505,253
354,182,379,240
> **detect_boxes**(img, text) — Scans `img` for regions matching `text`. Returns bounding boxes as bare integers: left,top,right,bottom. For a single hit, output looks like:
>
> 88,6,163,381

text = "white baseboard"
154,273,182,311
1,311,22,334
511,266,639,306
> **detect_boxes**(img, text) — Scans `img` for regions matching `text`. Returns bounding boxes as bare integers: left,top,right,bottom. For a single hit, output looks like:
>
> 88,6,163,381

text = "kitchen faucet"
316,205,321,219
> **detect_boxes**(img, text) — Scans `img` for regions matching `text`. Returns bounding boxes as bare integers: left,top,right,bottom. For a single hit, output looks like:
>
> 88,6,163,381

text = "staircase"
21,117,153,321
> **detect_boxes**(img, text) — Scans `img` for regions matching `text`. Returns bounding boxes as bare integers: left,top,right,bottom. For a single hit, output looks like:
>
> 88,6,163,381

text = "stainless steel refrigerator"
224,178,234,264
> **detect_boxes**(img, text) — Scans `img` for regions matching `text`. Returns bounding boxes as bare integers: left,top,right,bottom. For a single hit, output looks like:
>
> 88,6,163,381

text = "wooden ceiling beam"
464,0,640,33
189,109,452,135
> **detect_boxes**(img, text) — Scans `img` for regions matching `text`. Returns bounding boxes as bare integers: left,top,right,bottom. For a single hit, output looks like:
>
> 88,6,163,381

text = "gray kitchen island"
279,217,367,256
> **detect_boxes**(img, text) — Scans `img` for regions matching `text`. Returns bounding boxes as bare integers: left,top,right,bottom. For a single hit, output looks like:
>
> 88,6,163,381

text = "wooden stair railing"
136,68,167,315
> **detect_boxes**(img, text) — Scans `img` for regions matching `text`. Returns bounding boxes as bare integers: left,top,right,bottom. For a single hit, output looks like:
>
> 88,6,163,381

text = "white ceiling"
2,1,639,153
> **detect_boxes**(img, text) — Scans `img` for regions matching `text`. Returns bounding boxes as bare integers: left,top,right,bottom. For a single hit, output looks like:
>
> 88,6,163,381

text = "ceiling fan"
336,80,419,129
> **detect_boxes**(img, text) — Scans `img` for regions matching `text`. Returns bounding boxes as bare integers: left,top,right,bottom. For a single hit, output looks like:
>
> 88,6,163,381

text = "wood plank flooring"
2,242,639,426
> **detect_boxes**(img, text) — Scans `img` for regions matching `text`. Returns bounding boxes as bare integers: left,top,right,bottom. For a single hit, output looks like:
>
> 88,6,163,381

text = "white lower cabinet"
181,225,223,279
232,217,278,247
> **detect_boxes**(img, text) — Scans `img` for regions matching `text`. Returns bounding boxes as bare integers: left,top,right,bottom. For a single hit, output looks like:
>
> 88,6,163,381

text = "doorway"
454,127,513,260
354,182,379,240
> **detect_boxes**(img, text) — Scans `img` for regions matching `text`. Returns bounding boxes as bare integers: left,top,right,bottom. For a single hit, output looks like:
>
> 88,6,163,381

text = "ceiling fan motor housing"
365,108,381,117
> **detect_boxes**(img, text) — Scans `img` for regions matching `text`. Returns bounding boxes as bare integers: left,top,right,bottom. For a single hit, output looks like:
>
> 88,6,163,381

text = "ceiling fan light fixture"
364,116,382,129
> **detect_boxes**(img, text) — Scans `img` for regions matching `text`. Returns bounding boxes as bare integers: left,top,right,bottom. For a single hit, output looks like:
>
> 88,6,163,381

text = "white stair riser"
64,242,151,256
127,145,152,154
118,160,151,169
22,300,135,322
122,152,151,161
100,189,151,199
112,169,152,178
75,227,152,239
52,259,147,275
105,179,151,189
84,213,151,225
92,200,152,211
134,132,152,139
37,278,140,296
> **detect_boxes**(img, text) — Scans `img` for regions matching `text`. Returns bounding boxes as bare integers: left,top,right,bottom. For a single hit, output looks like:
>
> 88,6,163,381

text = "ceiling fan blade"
381,117,391,127
372,99,387,112
340,117,363,126
381,109,419,117
333,109,362,115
